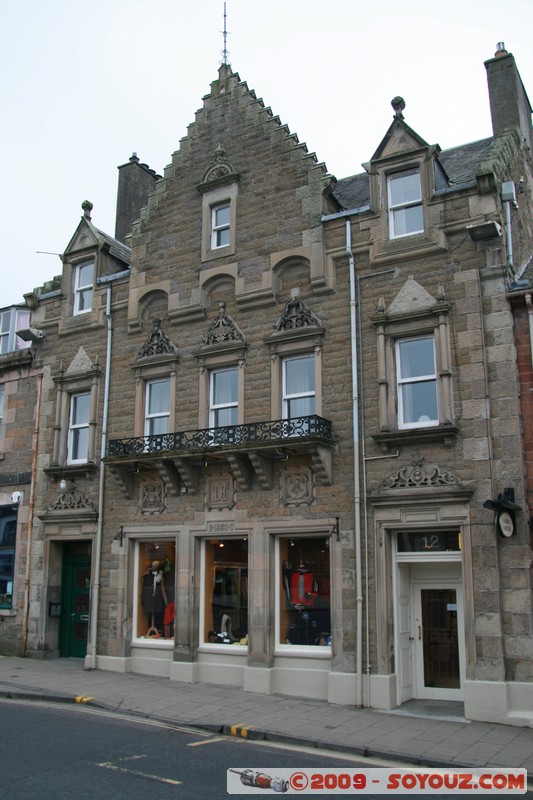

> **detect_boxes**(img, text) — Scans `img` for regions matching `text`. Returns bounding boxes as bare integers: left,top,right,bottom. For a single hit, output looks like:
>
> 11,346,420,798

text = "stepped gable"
128,64,337,245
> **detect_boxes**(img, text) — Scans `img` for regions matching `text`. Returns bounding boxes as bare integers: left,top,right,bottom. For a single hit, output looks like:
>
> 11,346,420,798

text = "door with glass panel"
413,580,465,700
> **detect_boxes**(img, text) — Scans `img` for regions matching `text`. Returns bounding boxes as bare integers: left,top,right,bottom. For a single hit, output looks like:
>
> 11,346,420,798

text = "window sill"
132,637,174,648
274,645,332,658
201,245,235,263
44,463,98,481
372,424,459,453
198,644,248,655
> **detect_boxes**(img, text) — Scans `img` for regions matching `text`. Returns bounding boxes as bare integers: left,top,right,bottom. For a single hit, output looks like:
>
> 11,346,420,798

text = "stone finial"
391,96,405,119
82,200,93,220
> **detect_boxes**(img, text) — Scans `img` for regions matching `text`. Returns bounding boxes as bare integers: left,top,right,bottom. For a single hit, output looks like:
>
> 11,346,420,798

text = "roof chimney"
114,154,161,243
485,44,533,151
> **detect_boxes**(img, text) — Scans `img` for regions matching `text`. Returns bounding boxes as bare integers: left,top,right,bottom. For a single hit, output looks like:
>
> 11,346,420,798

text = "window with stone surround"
265,293,324,421
132,318,180,442
134,539,176,642
282,354,316,419
51,362,100,471
201,537,248,647
144,379,171,436
387,169,424,239
195,302,246,432
276,535,331,650
67,392,91,464
371,281,457,450
198,144,239,263
209,367,238,438
396,336,438,429
211,203,231,249
73,261,95,315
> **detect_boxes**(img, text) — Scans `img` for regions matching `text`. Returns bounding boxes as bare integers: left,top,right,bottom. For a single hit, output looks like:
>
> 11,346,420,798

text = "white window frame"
200,182,238,262
0,312,9,354
209,367,238,429
73,261,94,315
388,169,423,239
0,385,4,423
144,379,171,437
211,203,231,250
67,391,91,464
132,538,175,647
282,354,316,420
199,537,248,653
274,534,332,656
0,308,31,355
396,335,438,429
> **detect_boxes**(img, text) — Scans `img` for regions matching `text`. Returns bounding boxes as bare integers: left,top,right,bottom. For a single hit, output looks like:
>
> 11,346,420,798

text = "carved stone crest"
380,455,458,491
49,481,96,511
281,467,314,506
273,293,322,333
139,477,166,514
138,317,178,359
206,475,235,510
202,143,237,184
203,302,244,345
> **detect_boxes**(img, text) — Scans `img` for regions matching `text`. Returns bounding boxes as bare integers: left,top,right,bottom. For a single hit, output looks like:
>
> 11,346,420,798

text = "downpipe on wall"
346,218,364,707
86,285,113,670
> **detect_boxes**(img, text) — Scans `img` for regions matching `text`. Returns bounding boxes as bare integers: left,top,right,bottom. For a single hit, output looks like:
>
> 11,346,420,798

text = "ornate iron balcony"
108,415,333,458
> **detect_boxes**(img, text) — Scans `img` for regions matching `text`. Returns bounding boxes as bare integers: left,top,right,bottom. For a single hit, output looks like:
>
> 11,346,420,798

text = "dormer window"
388,169,423,238
73,261,94,314
211,203,231,249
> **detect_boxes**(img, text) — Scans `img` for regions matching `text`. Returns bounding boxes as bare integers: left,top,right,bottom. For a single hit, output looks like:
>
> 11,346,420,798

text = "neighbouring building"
4,44,533,726
0,303,42,654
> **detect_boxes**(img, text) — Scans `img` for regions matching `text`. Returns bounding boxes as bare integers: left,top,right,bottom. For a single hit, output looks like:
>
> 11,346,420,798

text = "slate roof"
333,137,495,211
89,222,131,266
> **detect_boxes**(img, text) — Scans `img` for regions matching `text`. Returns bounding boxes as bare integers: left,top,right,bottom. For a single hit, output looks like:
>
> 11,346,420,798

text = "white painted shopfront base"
94,654,532,726
464,680,533,727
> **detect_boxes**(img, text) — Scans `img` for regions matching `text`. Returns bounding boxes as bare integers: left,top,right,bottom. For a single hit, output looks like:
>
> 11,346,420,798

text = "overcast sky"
2,0,532,307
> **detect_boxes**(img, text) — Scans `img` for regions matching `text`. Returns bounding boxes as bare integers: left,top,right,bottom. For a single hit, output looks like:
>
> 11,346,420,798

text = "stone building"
6,44,533,725
0,303,41,654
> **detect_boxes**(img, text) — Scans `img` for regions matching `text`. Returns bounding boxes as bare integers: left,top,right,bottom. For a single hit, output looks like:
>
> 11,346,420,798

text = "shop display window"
136,540,176,640
279,536,331,647
203,538,248,645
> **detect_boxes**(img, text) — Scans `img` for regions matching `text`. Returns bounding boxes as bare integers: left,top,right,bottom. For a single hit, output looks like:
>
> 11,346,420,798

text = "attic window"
388,170,423,238
73,261,94,315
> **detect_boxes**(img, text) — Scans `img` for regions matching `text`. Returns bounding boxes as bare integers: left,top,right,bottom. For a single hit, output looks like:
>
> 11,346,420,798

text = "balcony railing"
108,415,333,458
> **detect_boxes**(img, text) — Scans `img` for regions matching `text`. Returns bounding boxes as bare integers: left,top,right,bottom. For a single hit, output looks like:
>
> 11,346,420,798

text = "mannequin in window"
288,562,318,608
141,560,167,636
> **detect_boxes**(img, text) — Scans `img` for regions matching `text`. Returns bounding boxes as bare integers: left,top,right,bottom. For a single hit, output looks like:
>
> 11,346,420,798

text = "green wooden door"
60,554,91,658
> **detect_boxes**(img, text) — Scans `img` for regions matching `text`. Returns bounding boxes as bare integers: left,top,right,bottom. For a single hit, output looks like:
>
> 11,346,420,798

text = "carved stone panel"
207,475,235,510
280,466,314,506
139,477,166,514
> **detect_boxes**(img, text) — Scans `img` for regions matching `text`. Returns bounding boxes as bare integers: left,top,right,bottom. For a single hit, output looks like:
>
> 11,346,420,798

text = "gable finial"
391,96,405,119
221,2,230,66
81,200,93,220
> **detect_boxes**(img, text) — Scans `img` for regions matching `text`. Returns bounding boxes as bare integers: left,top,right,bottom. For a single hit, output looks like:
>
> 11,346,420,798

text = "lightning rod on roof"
221,2,230,65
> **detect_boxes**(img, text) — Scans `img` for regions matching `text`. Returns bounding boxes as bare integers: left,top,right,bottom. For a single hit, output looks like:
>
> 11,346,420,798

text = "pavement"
1,655,532,782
